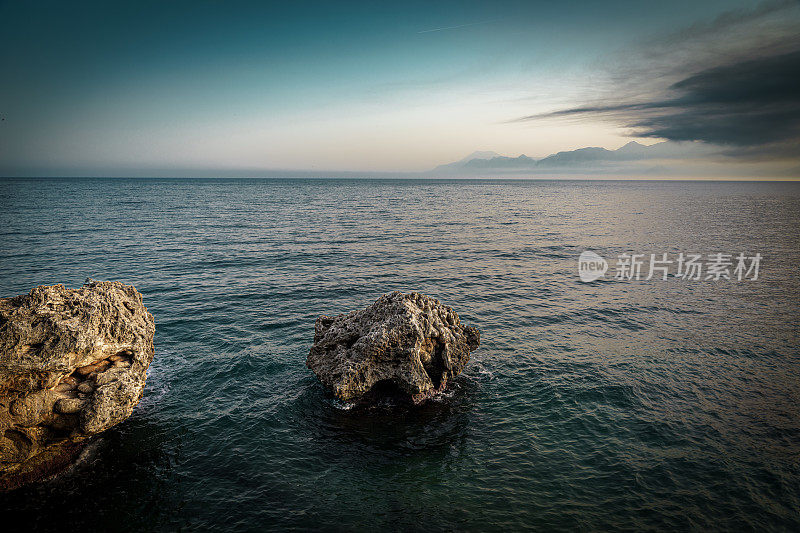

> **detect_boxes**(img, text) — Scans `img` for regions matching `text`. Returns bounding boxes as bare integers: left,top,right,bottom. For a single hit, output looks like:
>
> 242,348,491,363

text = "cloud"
513,0,800,158
634,51,800,146
663,0,798,45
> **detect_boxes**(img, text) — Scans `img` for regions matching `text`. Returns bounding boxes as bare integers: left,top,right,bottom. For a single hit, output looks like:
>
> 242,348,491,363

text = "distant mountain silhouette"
462,154,536,169
431,141,711,175
457,150,501,162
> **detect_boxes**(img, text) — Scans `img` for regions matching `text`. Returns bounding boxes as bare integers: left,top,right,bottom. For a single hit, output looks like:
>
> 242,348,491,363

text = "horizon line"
2,175,799,182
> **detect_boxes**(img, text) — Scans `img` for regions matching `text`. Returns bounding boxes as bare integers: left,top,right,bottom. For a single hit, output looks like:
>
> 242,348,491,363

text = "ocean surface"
0,177,798,531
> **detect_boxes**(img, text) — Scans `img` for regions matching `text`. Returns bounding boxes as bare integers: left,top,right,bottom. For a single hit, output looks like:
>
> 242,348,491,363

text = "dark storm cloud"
635,51,800,146
514,50,800,150
666,0,797,43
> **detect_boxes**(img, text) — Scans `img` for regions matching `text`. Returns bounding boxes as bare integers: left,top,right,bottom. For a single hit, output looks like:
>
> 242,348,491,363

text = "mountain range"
431,141,713,176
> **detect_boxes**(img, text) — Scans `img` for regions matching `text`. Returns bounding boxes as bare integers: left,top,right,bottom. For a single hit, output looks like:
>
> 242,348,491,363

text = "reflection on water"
297,379,477,457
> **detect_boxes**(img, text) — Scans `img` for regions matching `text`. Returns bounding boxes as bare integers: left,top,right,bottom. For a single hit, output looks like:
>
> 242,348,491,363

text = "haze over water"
0,178,798,530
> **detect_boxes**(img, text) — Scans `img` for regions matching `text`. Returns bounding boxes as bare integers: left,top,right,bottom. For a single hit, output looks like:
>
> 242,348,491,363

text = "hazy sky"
0,0,798,176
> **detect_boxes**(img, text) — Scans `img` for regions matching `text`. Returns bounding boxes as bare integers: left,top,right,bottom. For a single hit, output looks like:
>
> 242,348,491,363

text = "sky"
0,0,798,177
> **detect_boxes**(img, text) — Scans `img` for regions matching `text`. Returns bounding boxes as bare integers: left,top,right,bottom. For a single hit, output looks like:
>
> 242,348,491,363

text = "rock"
76,364,99,376
55,397,86,414
61,376,79,387
53,382,75,393
0,280,155,491
307,291,480,405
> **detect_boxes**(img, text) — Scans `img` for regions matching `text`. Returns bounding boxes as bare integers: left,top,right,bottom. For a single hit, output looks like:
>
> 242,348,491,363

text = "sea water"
0,178,798,530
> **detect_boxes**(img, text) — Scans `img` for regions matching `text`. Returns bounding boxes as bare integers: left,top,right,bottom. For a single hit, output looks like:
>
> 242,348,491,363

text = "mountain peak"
458,150,501,163
615,140,649,152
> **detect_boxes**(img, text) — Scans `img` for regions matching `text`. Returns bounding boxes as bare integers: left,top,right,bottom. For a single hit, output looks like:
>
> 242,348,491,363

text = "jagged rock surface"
307,292,480,404
0,280,155,491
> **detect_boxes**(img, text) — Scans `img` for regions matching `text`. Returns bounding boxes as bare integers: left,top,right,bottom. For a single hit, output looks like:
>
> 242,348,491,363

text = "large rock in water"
0,280,155,491
307,292,480,404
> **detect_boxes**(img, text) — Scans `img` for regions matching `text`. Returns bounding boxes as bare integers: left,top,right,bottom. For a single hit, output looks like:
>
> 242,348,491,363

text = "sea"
0,178,798,531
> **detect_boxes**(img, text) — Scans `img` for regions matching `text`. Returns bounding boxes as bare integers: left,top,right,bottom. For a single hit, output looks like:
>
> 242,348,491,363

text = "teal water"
0,178,799,531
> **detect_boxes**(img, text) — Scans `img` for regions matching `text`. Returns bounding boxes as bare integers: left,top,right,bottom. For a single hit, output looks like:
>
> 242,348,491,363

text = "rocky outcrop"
307,292,480,404
0,280,155,491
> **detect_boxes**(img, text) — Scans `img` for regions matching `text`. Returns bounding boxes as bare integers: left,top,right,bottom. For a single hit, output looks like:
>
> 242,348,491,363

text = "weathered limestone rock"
307,292,480,404
0,280,155,491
